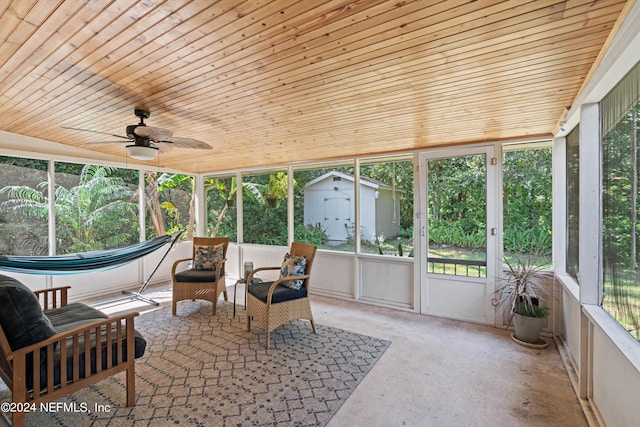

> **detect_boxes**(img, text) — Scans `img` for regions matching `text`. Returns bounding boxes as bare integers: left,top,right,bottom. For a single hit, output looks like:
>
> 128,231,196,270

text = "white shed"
303,171,400,243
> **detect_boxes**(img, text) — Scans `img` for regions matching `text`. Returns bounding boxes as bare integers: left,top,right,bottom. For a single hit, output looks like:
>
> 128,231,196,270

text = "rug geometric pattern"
2,301,390,426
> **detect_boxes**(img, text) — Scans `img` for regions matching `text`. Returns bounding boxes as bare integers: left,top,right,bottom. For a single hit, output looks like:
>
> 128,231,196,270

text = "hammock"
0,234,174,275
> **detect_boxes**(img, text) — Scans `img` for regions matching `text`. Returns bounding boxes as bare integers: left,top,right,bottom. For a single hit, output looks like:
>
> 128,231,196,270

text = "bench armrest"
7,312,140,398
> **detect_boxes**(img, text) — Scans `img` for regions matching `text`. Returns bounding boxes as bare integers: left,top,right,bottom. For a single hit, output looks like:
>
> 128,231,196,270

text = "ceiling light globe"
126,145,159,160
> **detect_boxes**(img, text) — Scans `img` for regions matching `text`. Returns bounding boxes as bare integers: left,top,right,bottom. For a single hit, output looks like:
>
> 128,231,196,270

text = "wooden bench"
0,274,146,427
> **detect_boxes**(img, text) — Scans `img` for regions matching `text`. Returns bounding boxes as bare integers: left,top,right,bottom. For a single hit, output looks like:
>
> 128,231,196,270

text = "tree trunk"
145,172,166,236
210,204,228,237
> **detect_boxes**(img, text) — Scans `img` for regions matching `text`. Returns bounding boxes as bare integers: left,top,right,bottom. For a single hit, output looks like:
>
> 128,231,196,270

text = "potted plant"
494,250,551,346
263,172,290,208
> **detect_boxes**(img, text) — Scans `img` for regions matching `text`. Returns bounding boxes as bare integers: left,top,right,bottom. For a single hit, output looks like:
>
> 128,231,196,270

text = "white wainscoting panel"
360,256,413,309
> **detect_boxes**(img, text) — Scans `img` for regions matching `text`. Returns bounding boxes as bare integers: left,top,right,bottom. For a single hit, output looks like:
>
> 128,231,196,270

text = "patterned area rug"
1,301,390,426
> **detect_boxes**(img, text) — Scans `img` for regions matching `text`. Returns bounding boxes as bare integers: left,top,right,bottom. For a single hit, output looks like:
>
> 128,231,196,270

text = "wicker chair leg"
265,330,270,348
310,318,317,333
172,302,177,316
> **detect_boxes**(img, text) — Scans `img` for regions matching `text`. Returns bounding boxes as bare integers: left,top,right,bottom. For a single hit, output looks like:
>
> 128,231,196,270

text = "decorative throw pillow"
279,253,307,289
193,243,224,271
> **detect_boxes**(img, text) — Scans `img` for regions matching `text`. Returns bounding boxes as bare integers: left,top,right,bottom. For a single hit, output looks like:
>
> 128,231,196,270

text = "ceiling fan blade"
161,137,211,150
81,141,129,145
157,143,172,153
134,126,173,140
63,127,129,140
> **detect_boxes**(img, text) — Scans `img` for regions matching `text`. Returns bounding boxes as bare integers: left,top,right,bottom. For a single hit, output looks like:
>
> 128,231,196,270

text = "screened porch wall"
551,3,640,426
1,4,639,426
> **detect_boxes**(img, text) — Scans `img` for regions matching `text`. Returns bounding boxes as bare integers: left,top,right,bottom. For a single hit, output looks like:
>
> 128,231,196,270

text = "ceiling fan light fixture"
126,145,159,160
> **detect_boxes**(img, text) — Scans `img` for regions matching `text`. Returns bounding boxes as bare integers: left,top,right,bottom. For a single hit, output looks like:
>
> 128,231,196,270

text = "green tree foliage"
145,172,194,240
503,148,552,255
425,149,553,259
242,172,288,245
602,104,640,339
428,155,487,250
0,164,138,253
0,158,49,255
205,175,266,240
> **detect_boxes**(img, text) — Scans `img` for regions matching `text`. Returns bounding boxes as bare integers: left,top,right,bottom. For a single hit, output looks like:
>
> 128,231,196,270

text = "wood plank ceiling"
0,0,631,174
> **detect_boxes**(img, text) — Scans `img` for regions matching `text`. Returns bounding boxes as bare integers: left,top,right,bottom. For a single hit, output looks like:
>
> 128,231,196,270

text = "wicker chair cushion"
193,243,224,270
279,253,307,289
248,281,307,303
0,274,57,351
174,265,224,283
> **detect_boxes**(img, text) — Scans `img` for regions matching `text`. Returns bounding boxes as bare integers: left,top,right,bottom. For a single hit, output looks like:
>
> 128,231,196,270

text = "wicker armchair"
246,242,317,348
171,237,230,316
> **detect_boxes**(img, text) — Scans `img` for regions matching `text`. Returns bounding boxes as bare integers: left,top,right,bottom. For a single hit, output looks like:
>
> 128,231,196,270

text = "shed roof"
304,171,394,190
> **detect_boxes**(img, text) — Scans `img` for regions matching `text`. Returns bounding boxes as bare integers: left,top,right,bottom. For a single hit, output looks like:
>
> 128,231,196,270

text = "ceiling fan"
64,108,211,160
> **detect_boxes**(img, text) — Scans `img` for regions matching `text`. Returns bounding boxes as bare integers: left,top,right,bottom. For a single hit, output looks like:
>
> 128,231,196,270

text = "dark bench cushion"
45,302,147,359
0,274,56,351
44,302,108,327
30,318,147,390
0,274,146,390
248,281,307,304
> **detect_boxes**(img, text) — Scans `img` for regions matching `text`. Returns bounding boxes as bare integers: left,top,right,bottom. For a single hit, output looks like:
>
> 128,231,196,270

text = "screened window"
242,171,288,246
601,59,640,340
205,175,238,241
502,144,552,266
566,126,580,281
54,163,139,253
144,171,194,239
293,163,355,252
359,158,413,257
0,156,49,255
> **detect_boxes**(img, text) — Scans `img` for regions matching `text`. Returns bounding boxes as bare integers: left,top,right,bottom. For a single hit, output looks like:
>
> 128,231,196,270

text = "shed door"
324,196,351,241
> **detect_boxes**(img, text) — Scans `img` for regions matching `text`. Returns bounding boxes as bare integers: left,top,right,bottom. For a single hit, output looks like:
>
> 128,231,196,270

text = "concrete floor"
311,295,588,427
4,284,589,427
103,284,588,427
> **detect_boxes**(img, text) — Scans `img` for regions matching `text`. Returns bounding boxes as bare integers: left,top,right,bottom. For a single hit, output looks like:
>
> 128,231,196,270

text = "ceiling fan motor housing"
134,108,150,119
126,124,143,138
127,108,151,139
